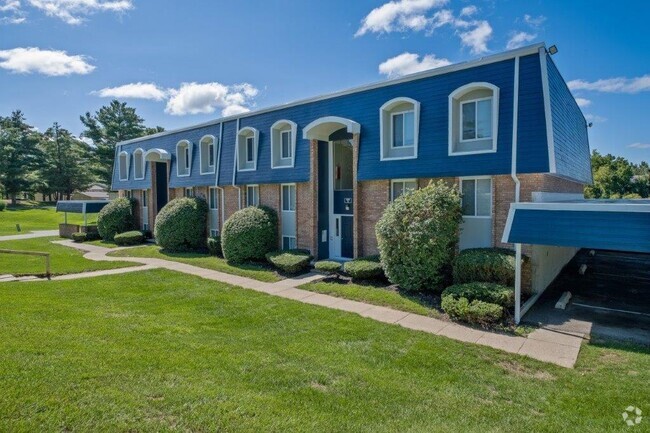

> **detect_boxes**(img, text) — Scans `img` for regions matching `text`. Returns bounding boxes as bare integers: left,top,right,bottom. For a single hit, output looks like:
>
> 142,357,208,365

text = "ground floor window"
282,236,297,250
246,185,259,207
281,184,297,250
208,187,219,237
391,179,417,201
460,178,492,217
281,184,296,211
124,190,132,199
184,187,194,198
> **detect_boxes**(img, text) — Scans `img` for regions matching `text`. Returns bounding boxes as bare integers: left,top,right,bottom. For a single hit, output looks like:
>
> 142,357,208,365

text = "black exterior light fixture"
548,45,558,55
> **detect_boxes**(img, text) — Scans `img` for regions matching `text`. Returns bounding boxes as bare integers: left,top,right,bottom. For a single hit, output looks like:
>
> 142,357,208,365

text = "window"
246,185,259,207
142,189,148,206
118,151,129,181
200,135,217,174
282,236,297,250
184,187,194,198
124,190,132,199
208,187,219,238
271,120,297,168
133,148,144,180
449,82,499,155
237,127,258,171
282,184,296,211
246,137,254,163
391,179,417,201
281,130,292,159
380,97,420,160
460,178,492,217
209,188,218,210
176,140,191,176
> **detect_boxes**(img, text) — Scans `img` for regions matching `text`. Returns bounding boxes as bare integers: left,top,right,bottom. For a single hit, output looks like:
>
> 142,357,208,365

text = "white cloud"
92,82,169,101
355,0,448,36
0,0,20,12
26,0,133,24
459,5,477,16
506,31,536,50
378,52,451,78
524,14,546,27
1,0,26,24
0,47,94,75
567,75,650,94
628,142,650,149
165,82,258,116
459,20,492,54
575,97,591,108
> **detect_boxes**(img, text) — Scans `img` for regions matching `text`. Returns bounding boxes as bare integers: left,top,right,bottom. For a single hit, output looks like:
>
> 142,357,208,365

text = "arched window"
448,82,499,155
270,120,297,168
380,97,420,160
199,135,217,174
118,151,129,181
176,140,192,177
133,148,145,180
237,127,258,172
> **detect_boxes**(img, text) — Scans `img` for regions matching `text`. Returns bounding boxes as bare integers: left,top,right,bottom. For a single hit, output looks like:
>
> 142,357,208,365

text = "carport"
502,199,650,324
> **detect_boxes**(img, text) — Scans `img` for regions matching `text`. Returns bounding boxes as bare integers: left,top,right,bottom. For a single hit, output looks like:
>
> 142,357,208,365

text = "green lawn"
0,203,97,235
0,269,647,432
108,245,281,282
0,237,135,276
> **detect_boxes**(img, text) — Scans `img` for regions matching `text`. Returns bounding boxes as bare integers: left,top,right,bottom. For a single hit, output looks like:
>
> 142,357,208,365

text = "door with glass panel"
208,187,219,237
141,189,149,231
459,177,492,250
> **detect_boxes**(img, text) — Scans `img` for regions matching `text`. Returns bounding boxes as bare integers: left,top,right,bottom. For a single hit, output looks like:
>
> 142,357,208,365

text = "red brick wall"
297,181,316,254
357,180,389,256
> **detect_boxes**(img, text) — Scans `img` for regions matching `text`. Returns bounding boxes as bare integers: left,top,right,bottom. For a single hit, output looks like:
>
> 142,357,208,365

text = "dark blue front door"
341,216,353,259
155,162,168,212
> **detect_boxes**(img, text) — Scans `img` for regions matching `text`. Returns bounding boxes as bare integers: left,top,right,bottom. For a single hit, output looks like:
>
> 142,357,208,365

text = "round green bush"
154,197,208,252
207,235,222,256
221,206,278,263
114,230,145,246
441,296,503,324
266,249,312,274
343,255,384,280
442,282,514,308
71,232,86,243
376,180,462,292
0,201,6,211
453,248,528,286
314,260,342,275
97,197,136,241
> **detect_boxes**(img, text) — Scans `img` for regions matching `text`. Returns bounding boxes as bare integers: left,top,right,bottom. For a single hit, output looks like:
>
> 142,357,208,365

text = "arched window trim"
237,127,259,172
118,150,129,181
448,82,499,156
379,97,420,161
270,119,297,169
133,148,145,180
176,140,192,177
199,135,217,175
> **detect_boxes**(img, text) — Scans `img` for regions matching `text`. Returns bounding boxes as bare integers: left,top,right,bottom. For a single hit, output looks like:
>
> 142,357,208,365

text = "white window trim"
380,97,420,161
208,186,219,210
448,82,499,156
459,96,494,143
133,148,145,180
459,176,493,219
199,135,217,175
280,130,292,159
282,236,297,250
271,119,297,169
246,184,260,207
390,178,417,201
390,110,416,149
281,183,296,212
118,151,129,181
237,127,258,172
176,140,192,177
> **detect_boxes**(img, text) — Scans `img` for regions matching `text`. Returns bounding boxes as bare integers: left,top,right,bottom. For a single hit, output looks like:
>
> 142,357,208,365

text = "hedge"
442,282,514,308
441,297,503,324
207,235,222,257
71,232,86,243
440,282,514,325
221,206,278,263
114,230,145,246
376,180,462,292
453,248,526,286
266,249,312,274
343,255,384,280
314,260,342,275
154,197,208,252
97,197,136,241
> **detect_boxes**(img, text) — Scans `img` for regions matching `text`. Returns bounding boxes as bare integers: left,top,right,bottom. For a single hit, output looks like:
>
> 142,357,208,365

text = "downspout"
215,122,225,231
511,55,522,324
232,118,242,210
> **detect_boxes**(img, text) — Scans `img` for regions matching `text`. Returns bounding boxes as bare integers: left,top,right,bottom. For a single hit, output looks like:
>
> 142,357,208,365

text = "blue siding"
508,209,650,253
517,54,549,173
547,55,592,184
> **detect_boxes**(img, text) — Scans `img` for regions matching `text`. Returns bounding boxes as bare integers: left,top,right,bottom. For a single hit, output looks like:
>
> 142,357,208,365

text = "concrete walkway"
42,240,583,368
0,230,59,241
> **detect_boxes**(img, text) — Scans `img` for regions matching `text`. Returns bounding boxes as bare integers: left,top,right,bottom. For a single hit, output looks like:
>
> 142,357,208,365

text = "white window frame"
282,236,297,250
459,97,493,143
448,82,499,156
124,190,132,199
281,130,292,159
237,127,258,172
459,176,492,219
379,97,420,161
176,140,192,177
199,135,217,175
118,151,129,181
281,183,296,212
390,110,415,149
246,184,259,207
133,148,145,180
184,187,194,198
246,137,254,163
271,120,297,169
390,178,417,201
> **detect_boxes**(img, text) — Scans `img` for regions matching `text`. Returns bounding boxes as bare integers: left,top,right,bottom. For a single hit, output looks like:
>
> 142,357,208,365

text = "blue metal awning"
56,200,110,214
503,200,650,253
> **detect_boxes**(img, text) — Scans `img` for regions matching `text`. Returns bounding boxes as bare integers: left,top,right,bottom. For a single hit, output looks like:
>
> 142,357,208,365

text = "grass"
108,244,281,282
85,239,122,248
0,269,648,432
0,202,98,235
0,237,135,276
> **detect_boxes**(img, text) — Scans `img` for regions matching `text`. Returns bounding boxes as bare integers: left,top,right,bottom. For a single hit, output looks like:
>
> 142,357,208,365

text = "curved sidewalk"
49,240,583,368
0,230,59,241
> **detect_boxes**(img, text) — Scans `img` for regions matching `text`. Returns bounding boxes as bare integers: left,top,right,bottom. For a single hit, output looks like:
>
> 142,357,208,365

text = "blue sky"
1,0,648,162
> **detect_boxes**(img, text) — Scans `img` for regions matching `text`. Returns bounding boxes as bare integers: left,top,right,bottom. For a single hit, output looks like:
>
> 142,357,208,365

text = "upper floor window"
380,97,420,160
391,179,417,201
271,120,297,168
237,127,258,171
449,82,499,155
133,148,144,180
176,140,192,176
199,135,217,174
246,185,259,207
118,151,129,181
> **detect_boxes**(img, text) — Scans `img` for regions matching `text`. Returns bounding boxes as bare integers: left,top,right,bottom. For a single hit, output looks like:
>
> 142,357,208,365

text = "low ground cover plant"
266,249,312,274
114,230,145,246
343,255,384,280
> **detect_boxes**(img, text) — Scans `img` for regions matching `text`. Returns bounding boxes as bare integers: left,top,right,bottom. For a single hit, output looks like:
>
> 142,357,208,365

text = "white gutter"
511,55,523,324
232,118,242,210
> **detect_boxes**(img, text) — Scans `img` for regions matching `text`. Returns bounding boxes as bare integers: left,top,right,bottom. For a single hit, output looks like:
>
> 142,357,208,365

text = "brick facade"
357,180,389,257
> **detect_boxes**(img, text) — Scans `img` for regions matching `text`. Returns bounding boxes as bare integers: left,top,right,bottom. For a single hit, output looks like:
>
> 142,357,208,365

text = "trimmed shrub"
343,255,384,280
266,249,312,274
84,230,101,241
71,232,86,243
114,230,145,246
154,197,208,252
0,201,6,211
222,206,278,263
314,260,342,276
442,282,514,308
441,297,503,324
453,248,526,286
207,235,222,257
97,197,136,241
376,180,462,292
